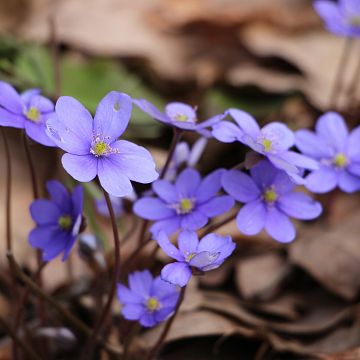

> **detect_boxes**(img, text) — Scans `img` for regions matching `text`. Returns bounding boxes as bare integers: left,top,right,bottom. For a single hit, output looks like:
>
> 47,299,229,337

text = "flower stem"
329,37,354,110
146,286,186,360
82,189,122,359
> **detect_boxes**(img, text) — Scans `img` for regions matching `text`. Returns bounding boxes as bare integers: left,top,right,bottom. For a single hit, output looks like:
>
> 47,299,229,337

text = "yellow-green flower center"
262,139,272,152
25,106,40,122
179,198,194,213
333,153,347,168
58,215,72,230
93,141,108,157
146,297,160,312
174,114,188,122
186,252,196,262
264,189,278,203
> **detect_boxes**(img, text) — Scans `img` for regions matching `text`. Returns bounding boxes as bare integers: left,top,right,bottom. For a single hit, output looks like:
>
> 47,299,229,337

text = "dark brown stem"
329,37,354,110
82,189,121,359
146,286,186,360
200,211,238,237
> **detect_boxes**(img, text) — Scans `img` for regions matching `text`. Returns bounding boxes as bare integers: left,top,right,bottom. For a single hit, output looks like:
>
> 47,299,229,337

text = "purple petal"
279,151,319,171
94,91,132,142
272,171,296,195
97,157,133,197
29,225,58,248
28,95,54,113
122,304,144,321
189,251,220,269
316,112,349,152
25,121,55,147
228,108,260,140
140,313,157,327
236,200,266,236
265,207,295,243
156,231,183,261
305,166,338,193
133,198,175,220
296,129,333,158
0,107,25,128
150,276,178,299
341,0,360,15
150,217,181,236
42,232,68,261
261,122,295,151
250,160,278,189
46,180,70,210
175,168,201,197
152,180,178,203
222,170,260,202
72,185,84,217
0,81,22,114
30,200,61,225
62,235,77,261
197,113,225,130
110,140,158,184
348,162,360,177
277,192,322,220
196,169,224,203
128,270,152,297
62,154,97,182
133,99,169,124
154,307,175,323
21,89,41,103
314,0,340,19
161,262,192,287
165,102,196,123
347,126,360,160
197,195,234,217
212,121,243,143
338,170,360,193
178,231,199,256
267,155,300,177
188,137,207,166
180,211,208,230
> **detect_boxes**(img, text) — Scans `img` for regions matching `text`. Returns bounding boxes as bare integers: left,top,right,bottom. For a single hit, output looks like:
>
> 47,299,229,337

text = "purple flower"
46,92,158,197
212,109,318,184
133,99,223,137
314,0,360,37
0,82,55,146
117,270,179,327
156,231,236,287
296,112,360,193
29,180,84,261
222,160,322,243
133,168,235,236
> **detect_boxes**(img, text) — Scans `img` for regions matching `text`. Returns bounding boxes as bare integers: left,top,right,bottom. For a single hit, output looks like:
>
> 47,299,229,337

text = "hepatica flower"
156,231,236,287
29,180,84,261
212,109,318,184
0,81,55,146
46,92,158,196
296,112,360,193
134,168,234,236
117,270,179,327
314,0,360,37
134,99,223,137
222,160,322,243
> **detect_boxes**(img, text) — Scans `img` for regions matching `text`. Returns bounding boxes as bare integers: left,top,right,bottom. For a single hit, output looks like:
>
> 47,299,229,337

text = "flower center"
333,153,347,168
92,141,108,157
264,188,277,203
179,198,194,214
185,252,196,262
262,138,272,152
58,215,72,231
25,106,40,122
146,297,160,312
174,113,189,122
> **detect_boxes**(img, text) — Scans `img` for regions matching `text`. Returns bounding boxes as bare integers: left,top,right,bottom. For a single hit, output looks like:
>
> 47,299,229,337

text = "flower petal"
25,121,55,147
261,122,295,150
236,200,266,236
0,108,24,128
150,217,181,236
156,231,183,261
211,121,243,143
197,195,234,217
94,91,132,142
196,169,224,203
161,262,192,287
305,166,338,193
133,99,169,124
228,108,260,140
347,126,360,160
133,198,175,220
265,207,295,243
128,270,153,297
296,129,333,158
165,102,196,123
178,231,199,256
62,154,97,182
42,231,69,261
152,180,178,203
28,225,58,248
0,81,22,113
250,160,281,190
118,283,143,304
150,276,178,300
140,313,157,327
46,180,71,210
189,251,220,269
122,304,144,321
180,211,208,231
30,200,61,225
279,151,319,171
338,170,360,193
28,95,54,113
175,168,201,197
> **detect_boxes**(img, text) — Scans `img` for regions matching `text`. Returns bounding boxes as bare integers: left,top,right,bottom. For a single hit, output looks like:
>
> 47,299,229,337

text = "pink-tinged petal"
161,262,192,287
347,126,360,159
55,96,93,141
212,121,243,143
296,129,332,158
178,231,199,256
236,200,266,236
128,270,152,297
222,170,260,202
0,81,22,113
152,180,178,203
94,91,132,142
196,169,224,203
338,170,360,193
305,166,338,193
122,304,144,320
133,198,175,220
315,112,349,152
97,157,133,197
62,154,97,182
156,231,183,261
265,207,295,243
277,192,322,220
110,140,158,184
261,122,295,151
189,251,219,269
0,108,25,128
30,200,61,225
150,217,181,236
197,196,234,217
24,121,55,147
133,99,169,124
180,211,208,230
175,168,201,197
228,108,260,139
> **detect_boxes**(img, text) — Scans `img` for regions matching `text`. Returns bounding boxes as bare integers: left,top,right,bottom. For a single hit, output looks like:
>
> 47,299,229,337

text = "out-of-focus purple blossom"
133,99,224,137
156,231,236,287
314,0,360,37
222,160,322,243
0,82,55,146
296,112,360,193
165,137,208,181
29,180,84,261
117,270,179,327
212,109,318,184
133,168,234,236
46,92,158,197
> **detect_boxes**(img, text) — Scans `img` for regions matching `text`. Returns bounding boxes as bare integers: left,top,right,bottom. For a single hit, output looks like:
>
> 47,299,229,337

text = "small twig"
254,342,270,360
146,286,186,360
